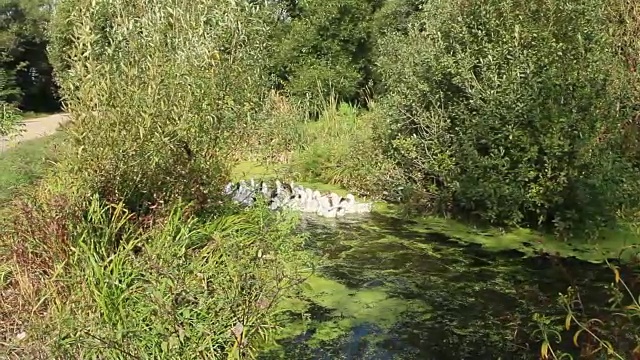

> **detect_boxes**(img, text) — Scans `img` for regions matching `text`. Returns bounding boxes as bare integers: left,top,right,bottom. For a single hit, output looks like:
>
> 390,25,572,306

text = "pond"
259,212,639,359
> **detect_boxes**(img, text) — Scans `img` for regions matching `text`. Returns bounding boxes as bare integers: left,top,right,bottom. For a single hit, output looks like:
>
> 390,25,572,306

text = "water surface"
260,212,637,359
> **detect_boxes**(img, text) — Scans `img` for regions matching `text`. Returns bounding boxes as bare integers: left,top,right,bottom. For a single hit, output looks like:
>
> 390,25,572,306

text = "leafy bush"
0,100,22,137
48,0,273,215
266,0,379,115
0,68,23,137
606,0,640,168
0,0,59,113
377,0,640,236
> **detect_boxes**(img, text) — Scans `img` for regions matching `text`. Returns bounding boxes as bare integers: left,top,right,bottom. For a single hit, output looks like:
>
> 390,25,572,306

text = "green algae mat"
231,160,637,359
258,214,632,359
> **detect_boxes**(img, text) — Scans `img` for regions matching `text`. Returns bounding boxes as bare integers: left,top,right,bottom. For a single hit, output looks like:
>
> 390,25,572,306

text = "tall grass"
2,196,310,358
1,0,313,358
289,100,404,198
0,132,64,205
230,90,308,165
242,92,405,200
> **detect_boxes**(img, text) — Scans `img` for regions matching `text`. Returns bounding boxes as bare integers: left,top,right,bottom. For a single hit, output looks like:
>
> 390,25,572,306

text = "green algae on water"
271,274,430,348
401,216,640,264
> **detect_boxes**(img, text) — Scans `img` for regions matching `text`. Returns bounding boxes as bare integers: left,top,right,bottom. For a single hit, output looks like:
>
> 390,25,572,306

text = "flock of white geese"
224,179,373,218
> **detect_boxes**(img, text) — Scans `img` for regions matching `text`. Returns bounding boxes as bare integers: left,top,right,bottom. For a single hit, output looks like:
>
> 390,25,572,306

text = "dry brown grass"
0,184,79,357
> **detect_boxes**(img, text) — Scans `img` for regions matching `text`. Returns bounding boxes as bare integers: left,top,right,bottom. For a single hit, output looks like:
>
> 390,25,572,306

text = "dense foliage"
376,0,640,236
253,0,640,237
0,0,59,113
48,0,273,214
230,0,640,238
3,0,640,357
0,74,21,136
264,0,380,114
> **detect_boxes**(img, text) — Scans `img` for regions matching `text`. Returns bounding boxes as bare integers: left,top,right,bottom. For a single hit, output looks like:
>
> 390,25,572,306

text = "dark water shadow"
261,212,640,359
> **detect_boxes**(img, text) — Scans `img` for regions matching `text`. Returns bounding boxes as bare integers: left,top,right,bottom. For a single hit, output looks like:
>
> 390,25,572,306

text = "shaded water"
260,212,638,359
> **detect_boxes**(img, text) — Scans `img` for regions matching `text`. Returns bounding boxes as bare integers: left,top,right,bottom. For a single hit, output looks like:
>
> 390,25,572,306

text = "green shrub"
370,0,425,36
607,0,640,167
290,101,405,198
0,0,59,113
0,100,22,137
377,0,640,236
48,0,272,215
266,0,379,114
0,68,23,137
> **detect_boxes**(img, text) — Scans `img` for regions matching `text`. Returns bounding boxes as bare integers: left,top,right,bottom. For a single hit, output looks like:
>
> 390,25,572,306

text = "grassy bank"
2,1,313,358
0,133,64,205
0,133,313,359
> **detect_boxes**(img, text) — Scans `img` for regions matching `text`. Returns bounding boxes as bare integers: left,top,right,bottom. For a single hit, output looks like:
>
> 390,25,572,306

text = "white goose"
340,194,357,213
329,192,342,207
301,189,320,213
316,195,337,218
292,187,306,210
355,200,373,213
317,205,338,218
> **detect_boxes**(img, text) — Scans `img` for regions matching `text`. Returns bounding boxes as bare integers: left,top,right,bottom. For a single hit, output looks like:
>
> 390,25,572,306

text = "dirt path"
0,113,69,153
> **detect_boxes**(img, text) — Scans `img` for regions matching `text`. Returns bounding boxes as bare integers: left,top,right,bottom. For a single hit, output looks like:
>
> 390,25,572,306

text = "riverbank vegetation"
1,0,640,358
256,0,640,240
0,132,63,204
2,0,313,358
